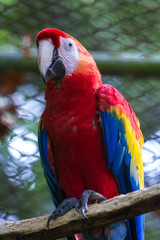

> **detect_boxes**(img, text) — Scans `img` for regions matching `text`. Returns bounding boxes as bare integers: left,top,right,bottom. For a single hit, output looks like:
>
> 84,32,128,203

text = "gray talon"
75,202,80,213
81,208,88,219
78,190,107,219
47,197,78,228
47,190,107,228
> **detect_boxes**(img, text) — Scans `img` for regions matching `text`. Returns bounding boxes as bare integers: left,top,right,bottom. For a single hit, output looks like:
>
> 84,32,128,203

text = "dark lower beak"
44,47,66,84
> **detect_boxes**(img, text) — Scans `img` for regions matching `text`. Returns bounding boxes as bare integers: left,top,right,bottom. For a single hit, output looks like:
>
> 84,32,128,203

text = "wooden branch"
1,183,160,240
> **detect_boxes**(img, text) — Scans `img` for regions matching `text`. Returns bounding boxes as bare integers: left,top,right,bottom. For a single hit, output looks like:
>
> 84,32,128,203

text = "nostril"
53,48,58,57
52,47,59,62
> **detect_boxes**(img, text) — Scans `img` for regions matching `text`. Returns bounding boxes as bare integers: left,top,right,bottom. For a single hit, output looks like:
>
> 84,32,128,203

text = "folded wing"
38,118,63,207
97,84,144,240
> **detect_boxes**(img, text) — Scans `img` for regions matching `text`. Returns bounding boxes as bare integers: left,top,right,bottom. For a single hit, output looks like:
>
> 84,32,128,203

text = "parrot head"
36,28,101,85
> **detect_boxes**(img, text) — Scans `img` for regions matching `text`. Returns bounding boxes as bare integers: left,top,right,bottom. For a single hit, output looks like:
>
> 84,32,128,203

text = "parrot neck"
45,70,102,109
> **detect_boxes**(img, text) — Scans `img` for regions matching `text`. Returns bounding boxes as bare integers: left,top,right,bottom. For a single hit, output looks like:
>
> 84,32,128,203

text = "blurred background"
0,0,160,239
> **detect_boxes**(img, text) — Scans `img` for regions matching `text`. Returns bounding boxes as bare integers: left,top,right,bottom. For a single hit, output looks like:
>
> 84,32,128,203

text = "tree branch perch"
1,184,160,240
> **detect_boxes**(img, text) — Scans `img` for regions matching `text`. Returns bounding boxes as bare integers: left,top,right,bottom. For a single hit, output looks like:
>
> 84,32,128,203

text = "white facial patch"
59,37,79,75
37,39,54,77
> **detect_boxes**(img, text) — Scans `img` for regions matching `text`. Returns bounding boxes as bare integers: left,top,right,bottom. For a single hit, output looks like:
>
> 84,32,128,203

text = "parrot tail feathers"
105,221,128,240
73,221,127,240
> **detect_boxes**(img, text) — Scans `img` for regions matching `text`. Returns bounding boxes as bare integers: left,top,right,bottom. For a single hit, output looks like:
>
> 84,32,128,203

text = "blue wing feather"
101,110,144,240
125,147,131,168
101,112,118,169
112,141,125,176
38,118,62,207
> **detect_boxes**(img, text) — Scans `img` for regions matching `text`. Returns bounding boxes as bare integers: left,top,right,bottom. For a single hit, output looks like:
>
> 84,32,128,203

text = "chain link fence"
1,0,160,53
0,0,160,239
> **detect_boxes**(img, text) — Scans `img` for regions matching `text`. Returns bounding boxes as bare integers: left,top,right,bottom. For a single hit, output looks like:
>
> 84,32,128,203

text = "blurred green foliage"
0,0,16,4
1,0,160,53
0,77,54,220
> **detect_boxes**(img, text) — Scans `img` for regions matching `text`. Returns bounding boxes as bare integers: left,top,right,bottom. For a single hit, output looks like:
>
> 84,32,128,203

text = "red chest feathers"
42,82,119,199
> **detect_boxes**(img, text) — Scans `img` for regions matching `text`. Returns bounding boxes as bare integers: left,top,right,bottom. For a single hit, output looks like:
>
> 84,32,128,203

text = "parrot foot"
75,190,107,219
47,197,78,228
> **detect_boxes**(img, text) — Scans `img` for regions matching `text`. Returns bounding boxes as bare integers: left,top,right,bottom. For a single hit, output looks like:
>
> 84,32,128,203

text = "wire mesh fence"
0,0,160,239
1,0,160,53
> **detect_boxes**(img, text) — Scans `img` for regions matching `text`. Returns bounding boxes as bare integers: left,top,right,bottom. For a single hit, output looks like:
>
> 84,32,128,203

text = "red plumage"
36,28,67,48
97,84,143,143
42,72,118,199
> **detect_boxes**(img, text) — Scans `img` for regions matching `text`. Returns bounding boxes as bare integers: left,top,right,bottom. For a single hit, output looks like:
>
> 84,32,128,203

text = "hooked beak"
43,47,66,84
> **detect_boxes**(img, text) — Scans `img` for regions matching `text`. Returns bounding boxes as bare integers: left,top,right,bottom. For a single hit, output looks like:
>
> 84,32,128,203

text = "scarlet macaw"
36,28,144,240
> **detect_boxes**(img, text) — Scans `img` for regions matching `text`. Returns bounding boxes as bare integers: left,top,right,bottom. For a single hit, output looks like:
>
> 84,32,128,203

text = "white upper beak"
37,39,54,78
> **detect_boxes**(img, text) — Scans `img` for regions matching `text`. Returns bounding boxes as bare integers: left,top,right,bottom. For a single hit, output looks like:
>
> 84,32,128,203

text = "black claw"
47,214,53,229
77,190,107,220
81,208,88,219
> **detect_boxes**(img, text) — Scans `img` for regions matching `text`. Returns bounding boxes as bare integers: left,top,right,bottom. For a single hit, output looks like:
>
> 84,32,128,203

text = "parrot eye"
59,36,79,75
62,38,75,51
